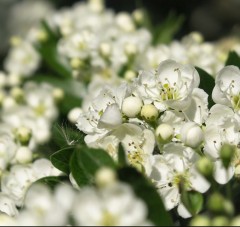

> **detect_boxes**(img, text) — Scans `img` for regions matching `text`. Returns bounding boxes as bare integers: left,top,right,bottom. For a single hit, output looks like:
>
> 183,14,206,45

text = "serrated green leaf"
225,51,240,68
70,150,91,187
196,66,215,108
181,190,203,216
76,146,116,177
51,123,85,148
118,143,128,167
118,167,173,226
50,147,74,174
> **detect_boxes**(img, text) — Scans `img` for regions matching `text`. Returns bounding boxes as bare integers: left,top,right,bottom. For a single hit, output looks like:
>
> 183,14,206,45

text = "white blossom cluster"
1,0,240,225
0,168,152,226
76,59,240,217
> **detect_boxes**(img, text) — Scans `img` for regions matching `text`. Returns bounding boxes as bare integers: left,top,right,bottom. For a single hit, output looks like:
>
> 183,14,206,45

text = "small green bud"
14,126,32,146
207,193,225,213
190,215,211,226
220,143,235,168
212,216,229,226
196,156,213,178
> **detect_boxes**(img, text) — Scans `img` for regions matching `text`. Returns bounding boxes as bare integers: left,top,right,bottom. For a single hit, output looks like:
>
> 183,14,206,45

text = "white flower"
0,193,18,217
1,159,61,206
72,182,151,226
212,65,240,113
150,143,210,214
135,60,200,111
4,41,40,77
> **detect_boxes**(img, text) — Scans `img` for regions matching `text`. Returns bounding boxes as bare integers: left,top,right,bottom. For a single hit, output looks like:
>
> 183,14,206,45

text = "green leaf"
181,190,203,216
225,51,240,68
118,167,173,226
196,66,215,108
153,11,184,45
118,143,128,167
76,146,116,177
50,147,74,174
70,150,91,187
51,123,85,148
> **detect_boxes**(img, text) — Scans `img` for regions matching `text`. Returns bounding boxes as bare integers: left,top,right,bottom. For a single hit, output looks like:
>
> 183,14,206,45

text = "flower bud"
53,88,64,102
220,143,235,168
122,96,143,118
124,43,137,57
180,122,203,148
14,126,32,146
36,29,48,42
196,156,213,178
95,167,116,187
70,58,84,69
207,193,225,213
99,42,112,58
190,215,211,226
68,107,83,124
212,216,229,226
231,216,240,226
10,87,24,103
132,9,144,25
124,70,136,81
140,104,158,121
15,146,32,164
155,123,174,144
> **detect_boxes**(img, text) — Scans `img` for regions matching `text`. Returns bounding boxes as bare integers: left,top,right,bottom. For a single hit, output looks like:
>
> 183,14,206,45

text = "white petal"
213,160,234,184
98,104,122,129
190,167,210,193
177,202,192,219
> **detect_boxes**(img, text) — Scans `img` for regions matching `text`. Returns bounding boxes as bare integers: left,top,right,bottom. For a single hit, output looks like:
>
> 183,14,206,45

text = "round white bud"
180,122,203,148
68,107,83,124
53,88,64,102
116,13,135,32
124,43,137,56
124,70,136,81
155,123,174,144
140,104,158,121
122,96,143,118
132,9,144,24
70,58,84,69
99,42,112,58
95,167,116,187
15,146,32,164
36,29,48,42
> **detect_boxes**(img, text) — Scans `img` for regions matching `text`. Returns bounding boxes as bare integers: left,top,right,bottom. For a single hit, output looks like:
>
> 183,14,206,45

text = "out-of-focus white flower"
4,41,40,77
72,182,151,226
1,159,62,206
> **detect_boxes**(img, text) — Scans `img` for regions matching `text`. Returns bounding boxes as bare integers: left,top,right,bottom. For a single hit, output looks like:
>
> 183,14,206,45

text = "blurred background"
1,0,240,60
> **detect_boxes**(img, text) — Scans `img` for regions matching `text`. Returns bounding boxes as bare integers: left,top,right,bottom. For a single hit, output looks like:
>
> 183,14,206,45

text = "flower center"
99,211,118,226
172,171,191,189
232,94,240,110
159,82,180,101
